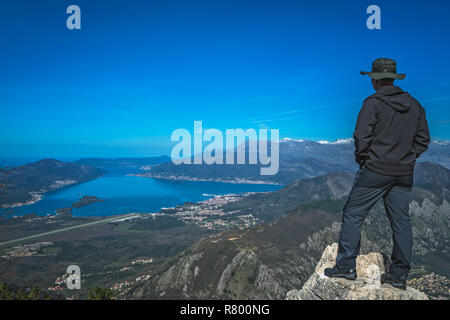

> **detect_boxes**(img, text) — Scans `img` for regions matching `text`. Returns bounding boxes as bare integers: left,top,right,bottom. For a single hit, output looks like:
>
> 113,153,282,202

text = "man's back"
353,85,430,176
327,58,430,287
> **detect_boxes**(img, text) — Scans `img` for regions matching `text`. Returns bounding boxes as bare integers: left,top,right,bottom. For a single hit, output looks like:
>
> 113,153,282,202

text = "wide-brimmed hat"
360,58,406,80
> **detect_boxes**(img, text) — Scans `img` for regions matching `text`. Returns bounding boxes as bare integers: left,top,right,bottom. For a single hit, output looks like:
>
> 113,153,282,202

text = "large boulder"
286,243,428,300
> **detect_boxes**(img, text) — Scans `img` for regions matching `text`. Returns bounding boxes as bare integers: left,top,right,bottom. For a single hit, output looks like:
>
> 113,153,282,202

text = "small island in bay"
72,195,103,209
54,196,103,217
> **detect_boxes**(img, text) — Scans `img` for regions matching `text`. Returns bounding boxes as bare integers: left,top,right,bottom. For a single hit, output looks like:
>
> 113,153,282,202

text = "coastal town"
47,257,154,295
159,193,262,230
130,172,281,185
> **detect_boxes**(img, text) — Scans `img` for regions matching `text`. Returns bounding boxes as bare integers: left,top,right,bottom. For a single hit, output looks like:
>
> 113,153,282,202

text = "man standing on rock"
324,58,430,290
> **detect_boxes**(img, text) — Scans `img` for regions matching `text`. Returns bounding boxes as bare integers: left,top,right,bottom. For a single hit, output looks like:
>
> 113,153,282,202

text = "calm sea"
11,169,281,217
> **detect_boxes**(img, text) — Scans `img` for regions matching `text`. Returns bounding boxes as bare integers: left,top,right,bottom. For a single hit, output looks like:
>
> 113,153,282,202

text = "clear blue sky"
1,0,450,158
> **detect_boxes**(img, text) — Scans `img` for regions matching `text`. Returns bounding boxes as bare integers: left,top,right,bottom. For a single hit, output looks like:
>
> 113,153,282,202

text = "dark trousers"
336,165,413,278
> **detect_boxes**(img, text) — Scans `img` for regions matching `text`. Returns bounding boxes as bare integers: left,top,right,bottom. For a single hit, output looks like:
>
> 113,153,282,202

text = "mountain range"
142,139,450,185
74,156,170,169
125,162,450,300
1,140,449,299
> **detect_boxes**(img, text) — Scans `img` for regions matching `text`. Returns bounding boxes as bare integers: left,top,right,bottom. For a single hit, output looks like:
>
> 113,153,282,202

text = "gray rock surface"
286,243,429,300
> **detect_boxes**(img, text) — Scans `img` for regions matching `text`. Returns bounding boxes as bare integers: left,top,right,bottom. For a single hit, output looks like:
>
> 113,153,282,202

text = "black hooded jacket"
354,85,430,176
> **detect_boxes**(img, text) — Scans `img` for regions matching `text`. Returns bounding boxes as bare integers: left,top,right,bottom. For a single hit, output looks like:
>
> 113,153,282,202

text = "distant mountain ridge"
142,138,450,185
74,156,170,169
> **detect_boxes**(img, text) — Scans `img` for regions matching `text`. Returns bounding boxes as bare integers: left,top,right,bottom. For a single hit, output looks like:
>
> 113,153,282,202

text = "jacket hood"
372,86,412,113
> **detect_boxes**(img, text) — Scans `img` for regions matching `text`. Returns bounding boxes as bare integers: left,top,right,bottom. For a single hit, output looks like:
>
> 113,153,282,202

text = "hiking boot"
324,265,357,280
381,273,407,290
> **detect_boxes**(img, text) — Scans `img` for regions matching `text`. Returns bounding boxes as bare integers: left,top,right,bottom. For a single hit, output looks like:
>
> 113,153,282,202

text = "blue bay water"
12,171,282,217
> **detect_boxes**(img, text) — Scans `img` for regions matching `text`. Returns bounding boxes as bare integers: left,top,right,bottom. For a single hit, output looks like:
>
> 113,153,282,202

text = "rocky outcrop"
286,243,428,300
155,252,203,297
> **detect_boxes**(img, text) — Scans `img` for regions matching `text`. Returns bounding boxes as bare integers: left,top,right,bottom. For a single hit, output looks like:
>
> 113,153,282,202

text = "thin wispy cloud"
250,98,360,124
432,120,450,124
251,93,450,124
422,96,450,104
251,114,306,124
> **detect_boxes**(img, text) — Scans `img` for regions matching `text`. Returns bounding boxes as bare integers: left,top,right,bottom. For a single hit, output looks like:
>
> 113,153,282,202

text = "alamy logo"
66,5,81,30
171,121,279,175
66,265,81,289
366,5,381,30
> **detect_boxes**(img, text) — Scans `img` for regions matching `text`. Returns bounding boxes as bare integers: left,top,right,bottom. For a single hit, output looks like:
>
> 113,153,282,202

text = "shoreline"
1,192,44,209
1,176,103,210
129,173,282,186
